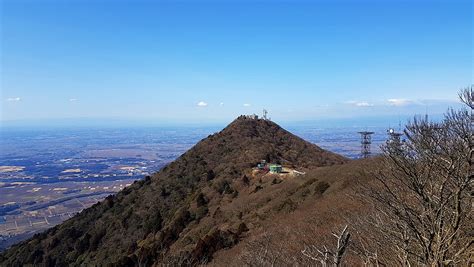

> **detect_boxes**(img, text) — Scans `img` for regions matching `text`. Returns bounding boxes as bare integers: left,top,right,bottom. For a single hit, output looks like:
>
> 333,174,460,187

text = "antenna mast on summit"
387,124,403,152
387,128,403,143
358,131,374,158
263,109,268,120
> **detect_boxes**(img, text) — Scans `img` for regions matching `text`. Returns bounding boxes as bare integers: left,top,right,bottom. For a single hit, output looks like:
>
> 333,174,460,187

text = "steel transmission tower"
358,131,374,158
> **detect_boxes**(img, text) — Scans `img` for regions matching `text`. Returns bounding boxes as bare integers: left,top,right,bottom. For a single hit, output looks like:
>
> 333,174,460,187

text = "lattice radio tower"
358,131,374,158
387,127,403,146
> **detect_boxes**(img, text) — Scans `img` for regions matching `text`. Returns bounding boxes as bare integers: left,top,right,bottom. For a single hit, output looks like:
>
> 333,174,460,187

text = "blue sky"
1,0,472,125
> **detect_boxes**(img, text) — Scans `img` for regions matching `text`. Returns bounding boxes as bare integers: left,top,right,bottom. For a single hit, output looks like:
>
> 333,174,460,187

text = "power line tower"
358,131,374,158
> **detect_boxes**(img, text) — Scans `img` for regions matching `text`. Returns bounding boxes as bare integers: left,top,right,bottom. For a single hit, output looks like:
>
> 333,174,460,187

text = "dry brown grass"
211,158,379,266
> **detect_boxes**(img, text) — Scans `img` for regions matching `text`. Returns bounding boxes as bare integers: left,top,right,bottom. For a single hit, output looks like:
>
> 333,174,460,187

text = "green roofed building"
269,164,282,173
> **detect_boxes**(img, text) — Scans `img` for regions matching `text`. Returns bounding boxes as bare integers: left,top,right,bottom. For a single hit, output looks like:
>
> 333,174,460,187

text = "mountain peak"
223,115,281,136
0,116,348,266
185,115,348,172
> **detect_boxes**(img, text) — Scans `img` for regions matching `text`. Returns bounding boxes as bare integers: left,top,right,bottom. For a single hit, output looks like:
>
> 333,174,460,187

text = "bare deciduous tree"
238,229,300,267
301,225,351,267
362,86,473,266
237,86,473,267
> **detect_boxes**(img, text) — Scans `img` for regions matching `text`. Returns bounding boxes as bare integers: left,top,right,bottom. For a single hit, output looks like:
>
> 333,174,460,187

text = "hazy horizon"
0,112,451,129
1,0,471,123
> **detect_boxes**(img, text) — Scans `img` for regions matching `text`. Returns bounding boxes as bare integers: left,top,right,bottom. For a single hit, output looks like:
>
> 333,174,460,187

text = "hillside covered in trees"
0,116,349,265
2,86,472,266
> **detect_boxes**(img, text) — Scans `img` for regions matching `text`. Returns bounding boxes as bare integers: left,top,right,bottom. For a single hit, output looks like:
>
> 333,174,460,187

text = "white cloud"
6,97,21,102
345,100,373,107
243,103,251,107
69,98,78,102
197,101,208,107
387,98,412,106
355,102,373,107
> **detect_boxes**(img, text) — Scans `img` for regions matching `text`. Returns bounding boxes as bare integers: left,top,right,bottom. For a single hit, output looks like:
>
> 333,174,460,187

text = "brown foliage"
0,116,347,266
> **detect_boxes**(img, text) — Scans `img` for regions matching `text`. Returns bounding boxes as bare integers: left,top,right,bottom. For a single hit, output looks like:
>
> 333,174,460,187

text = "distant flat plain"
0,124,387,250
